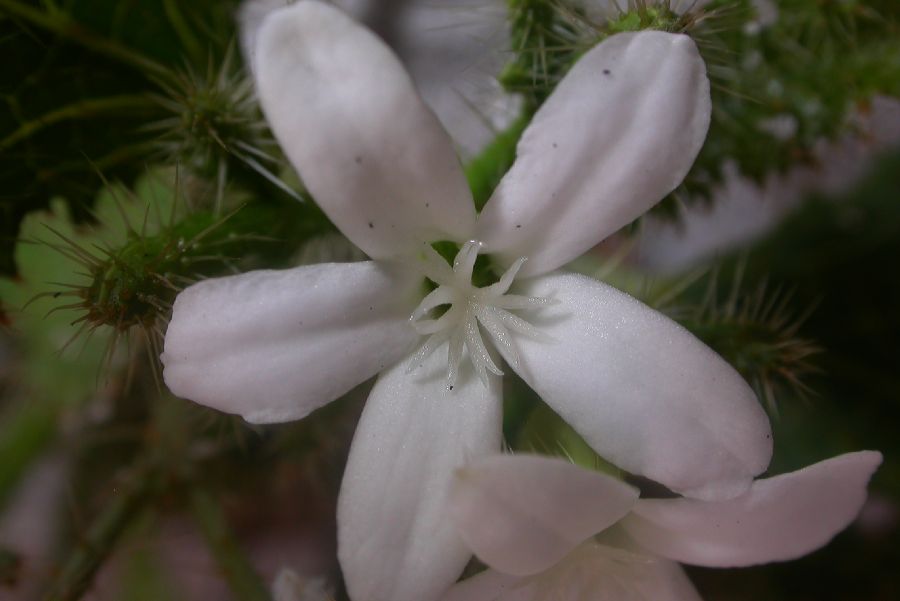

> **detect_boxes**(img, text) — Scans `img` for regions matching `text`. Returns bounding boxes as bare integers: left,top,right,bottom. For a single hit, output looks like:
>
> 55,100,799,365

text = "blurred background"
1,1,898,599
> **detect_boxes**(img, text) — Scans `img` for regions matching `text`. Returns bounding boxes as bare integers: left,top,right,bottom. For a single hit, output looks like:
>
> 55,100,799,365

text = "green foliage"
146,45,298,208
731,147,900,478
0,169,331,510
674,266,821,414
501,0,588,109
0,199,110,507
683,148,900,601
685,0,900,198
605,1,680,33
0,0,299,274
23,170,330,358
465,114,529,211
515,401,622,477
499,0,686,113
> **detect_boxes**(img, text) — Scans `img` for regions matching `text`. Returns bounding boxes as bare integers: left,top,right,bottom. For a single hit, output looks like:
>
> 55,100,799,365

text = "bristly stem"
161,0,204,67
0,95,155,152
41,460,160,601
189,488,272,601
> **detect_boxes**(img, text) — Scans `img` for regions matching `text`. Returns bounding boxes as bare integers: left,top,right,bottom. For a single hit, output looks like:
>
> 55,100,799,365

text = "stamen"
490,307,556,342
412,306,461,335
420,243,455,284
453,240,481,281
480,256,527,297
447,329,465,386
474,305,519,368
490,294,554,310
464,311,504,383
410,286,456,321
406,329,451,373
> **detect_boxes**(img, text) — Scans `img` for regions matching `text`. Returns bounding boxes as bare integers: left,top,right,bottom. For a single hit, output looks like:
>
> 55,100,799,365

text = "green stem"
41,462,158,601
189,488,272,601
0,0,171,79
0,95,155,151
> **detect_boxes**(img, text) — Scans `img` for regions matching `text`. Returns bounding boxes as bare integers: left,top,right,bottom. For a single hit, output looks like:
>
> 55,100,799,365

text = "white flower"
161,2,772,600
444,451,882,601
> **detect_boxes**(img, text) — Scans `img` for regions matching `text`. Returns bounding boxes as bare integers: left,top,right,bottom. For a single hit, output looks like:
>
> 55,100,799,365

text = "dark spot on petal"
368,221,374,228
369,306,373,311
552,142,558,149
515,224,522,229
355,156,363,164
449,385,454,391
603,69,611,75
425,202,430,207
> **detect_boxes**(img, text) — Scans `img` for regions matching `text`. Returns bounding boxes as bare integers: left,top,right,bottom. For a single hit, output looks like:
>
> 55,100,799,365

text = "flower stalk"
41,460,161,601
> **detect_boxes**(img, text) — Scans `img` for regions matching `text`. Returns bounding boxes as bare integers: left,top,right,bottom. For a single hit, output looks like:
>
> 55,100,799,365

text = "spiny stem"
161,0,203,67
41,461,160,601
189,488,272,601
0,95,155,151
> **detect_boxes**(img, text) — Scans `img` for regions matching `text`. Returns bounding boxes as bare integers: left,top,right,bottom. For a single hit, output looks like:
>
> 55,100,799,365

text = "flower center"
407,240,552,388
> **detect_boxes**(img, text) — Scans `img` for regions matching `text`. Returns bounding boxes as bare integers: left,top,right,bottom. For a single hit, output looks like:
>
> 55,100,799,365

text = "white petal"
338,346,503,601
621,451,883,567
547,544,703,601
449,454,638,576
255,1,475,259
162,261,419,423
441,553,701,601
504,271,772,500
478,31,711,277
441,570,527,601
619,557,702,601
